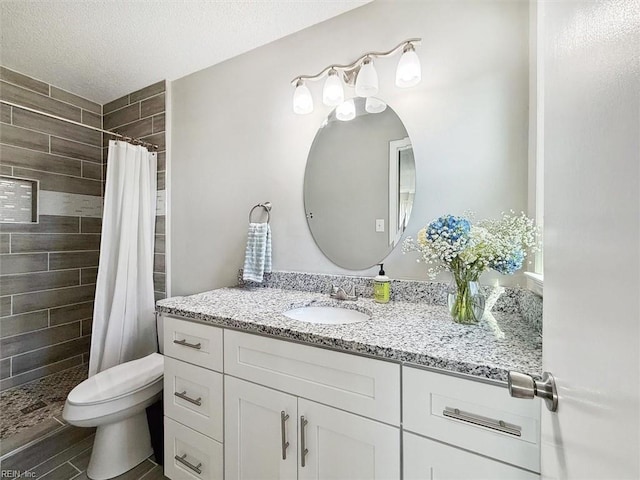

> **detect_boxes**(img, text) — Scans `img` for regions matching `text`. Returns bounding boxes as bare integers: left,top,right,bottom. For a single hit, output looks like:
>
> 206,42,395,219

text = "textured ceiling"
0,1,370,104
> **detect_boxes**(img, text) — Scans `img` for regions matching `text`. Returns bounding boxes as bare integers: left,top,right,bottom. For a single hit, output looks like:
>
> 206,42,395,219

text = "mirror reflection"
304,97,416,270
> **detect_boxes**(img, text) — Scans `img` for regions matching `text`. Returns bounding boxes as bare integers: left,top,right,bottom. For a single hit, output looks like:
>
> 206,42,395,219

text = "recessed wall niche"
0,175,38,223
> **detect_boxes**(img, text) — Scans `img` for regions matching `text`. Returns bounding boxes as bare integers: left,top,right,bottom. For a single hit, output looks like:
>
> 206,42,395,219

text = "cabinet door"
298,399,400,480
225,376,298,480
403,432,539,480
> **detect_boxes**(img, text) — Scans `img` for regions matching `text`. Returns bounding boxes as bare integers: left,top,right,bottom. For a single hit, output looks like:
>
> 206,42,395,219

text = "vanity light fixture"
365,97,387,114
291,38,422,114
336,98,356,121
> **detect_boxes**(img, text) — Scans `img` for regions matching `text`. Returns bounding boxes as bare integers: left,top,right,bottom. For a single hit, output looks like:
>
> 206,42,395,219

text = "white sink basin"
283,306,370,325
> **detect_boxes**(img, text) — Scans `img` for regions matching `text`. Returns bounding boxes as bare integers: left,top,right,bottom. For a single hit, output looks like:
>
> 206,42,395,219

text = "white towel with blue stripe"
242,222,272,283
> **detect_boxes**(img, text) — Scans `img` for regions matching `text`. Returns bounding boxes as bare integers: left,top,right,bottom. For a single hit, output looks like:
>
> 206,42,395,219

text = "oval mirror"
304,97,416,270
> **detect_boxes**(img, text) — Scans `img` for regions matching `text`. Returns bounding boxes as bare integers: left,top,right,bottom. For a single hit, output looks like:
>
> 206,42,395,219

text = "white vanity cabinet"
163,316,224,480
223,330,401,480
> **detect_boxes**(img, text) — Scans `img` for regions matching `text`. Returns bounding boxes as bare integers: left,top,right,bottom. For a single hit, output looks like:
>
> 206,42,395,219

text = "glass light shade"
293,81,313,114
365,97,387,114
336,99,356,121
322,70,344,106
355,58,378,97
395,48,421,88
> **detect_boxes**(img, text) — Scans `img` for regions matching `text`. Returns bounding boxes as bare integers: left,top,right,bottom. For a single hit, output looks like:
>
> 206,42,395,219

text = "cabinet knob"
508,371,558,412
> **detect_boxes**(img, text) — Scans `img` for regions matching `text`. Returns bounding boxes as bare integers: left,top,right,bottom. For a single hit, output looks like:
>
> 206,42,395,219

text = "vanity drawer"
224,329,400,425
163,316,223,372
164,357,223,441
403,366,541,473
164,416,223,480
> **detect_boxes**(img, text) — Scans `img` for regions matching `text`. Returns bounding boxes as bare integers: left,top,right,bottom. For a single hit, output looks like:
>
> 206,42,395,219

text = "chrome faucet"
330,284,357,301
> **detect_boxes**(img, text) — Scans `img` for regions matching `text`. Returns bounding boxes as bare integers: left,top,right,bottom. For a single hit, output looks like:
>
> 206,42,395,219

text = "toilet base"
87,411,153,480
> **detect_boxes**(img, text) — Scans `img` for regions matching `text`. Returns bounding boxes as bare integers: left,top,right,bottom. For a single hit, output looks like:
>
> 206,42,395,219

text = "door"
225,376,298,480
540,0,639,477
298,399,400,480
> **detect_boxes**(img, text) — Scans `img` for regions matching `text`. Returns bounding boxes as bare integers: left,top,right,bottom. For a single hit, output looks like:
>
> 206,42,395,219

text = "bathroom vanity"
157,284,542,480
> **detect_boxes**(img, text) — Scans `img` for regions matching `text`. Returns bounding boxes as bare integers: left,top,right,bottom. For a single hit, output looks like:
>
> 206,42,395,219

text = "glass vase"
447,271,486,324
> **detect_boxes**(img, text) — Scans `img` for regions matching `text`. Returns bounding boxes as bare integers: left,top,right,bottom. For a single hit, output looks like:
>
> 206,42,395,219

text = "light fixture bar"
290,38,422,86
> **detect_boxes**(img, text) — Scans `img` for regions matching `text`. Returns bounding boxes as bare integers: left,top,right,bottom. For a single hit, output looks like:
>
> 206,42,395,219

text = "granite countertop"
156,286,542,383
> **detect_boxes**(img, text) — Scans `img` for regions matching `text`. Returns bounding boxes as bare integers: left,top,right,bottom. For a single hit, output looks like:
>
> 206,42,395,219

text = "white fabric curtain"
89,140,157,376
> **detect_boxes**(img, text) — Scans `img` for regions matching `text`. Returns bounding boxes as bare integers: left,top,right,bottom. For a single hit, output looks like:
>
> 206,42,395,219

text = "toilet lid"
68,353,164,405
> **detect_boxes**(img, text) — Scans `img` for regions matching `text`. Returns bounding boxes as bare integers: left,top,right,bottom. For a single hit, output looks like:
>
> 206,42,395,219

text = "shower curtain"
88,140,157,376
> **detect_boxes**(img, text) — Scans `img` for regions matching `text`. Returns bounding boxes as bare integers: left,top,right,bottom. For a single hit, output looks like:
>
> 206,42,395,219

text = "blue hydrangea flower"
425,215,471,244
490,248,525,275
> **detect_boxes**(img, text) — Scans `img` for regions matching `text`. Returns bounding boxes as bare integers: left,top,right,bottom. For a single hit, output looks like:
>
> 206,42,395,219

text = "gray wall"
102,82,167,301
0,67,100,390
170,0,530,295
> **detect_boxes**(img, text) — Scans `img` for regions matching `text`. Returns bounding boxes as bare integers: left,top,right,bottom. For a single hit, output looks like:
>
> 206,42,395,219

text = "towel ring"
249,202,272,224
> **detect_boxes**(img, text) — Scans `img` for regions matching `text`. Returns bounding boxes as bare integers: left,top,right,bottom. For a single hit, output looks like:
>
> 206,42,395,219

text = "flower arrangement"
402,211,539,323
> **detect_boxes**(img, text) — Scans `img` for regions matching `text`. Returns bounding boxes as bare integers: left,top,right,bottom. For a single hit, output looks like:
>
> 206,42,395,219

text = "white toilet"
63,352,164,480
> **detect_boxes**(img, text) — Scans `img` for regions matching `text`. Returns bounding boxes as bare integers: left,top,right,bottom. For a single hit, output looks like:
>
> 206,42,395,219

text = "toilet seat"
68,353,164,406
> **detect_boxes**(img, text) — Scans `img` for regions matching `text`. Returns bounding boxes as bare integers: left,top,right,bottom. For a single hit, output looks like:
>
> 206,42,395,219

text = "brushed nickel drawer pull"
175,453,202,474
174,390,202,406
443,407,522,437
280,411,290,460
300,415,309,467
173,338,202,350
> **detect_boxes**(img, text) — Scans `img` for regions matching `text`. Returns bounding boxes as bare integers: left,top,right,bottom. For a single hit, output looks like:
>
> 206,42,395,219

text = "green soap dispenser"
374,264,390,303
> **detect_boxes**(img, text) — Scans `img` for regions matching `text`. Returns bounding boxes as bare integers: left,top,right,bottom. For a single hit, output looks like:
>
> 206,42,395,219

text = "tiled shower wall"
0,68,167,390
0,67,101,390
102,81,166,301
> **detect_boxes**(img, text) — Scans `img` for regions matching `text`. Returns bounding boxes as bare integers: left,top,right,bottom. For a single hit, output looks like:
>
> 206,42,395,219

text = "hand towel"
242,222,272,283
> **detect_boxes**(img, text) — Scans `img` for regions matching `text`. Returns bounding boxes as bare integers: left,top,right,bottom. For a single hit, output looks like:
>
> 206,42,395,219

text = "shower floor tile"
0,364,88,441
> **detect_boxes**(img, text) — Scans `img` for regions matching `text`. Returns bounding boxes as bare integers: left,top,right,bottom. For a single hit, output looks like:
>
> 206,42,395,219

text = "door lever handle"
508,371,558,412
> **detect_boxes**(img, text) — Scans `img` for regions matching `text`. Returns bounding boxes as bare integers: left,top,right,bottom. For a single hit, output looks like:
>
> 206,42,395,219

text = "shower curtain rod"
2,101,159,150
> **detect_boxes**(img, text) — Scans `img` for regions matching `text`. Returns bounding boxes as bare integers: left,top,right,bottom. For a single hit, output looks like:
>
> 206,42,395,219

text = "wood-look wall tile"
103,103,139,131
157,151,165,171
0,165,12,175
1,102,11,123
49,251,99,270
81,319,92,336
0,296,11,316
0,322,80,358
157,170,165,190
80,267,97,285
12,108,101,146
0,123,49,152
0,269,79,295
0,355,82,391
11,233,100,253
0,253,48,274
13,284,95,314
153,253,165,272
82,161,102,180
50,301,93,326
0,81,80,122
80,217,101,234
0,234,9,254
12,168,101,196
0,144,82,177
155,216,165,235
114,117,153,139
103,95,129,115
130,81,165,103
81,110,101,129
0,310,48,338
50,87,101,114
153,272,165,293
152,113,165,134
140,93,165,118
0,358,9,379
0,215,79,234
154,235,165,254
11,335,89,375
50,137,101,163
140,132,165,151
0,67,49,96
